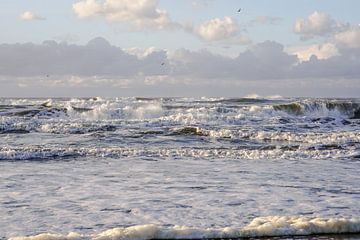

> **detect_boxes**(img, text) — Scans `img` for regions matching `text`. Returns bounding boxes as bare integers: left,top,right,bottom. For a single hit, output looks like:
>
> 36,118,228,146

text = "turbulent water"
1,97,360,239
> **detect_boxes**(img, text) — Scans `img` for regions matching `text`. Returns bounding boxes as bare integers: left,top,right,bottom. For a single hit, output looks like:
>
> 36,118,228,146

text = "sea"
1,97,360,240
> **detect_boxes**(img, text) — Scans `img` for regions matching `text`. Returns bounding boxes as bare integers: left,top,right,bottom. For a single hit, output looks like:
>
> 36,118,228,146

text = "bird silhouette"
237,8,242,13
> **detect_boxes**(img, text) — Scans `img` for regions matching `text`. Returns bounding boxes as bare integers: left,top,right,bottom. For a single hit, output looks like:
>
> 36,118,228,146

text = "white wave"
248,130,360,144
9,232,82,240
123,103,163,120
182,127,360,145
267,94,284,100
63,99,164,121
243,94,284,100
243,93,262,99
0,145,357,161
0,147,79,160
9,216,360,240
2,97,357,124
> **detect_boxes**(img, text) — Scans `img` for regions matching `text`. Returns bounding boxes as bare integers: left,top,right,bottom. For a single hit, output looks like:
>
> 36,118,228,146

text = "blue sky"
1,0,360,97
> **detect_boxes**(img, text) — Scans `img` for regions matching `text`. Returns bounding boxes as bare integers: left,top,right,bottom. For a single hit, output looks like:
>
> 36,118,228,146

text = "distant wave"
273,100,360,119
9,216,360,240
2,98,360,123
194,98,274,105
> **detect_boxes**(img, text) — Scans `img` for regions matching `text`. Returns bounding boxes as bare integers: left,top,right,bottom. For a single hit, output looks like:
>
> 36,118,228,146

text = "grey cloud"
0,38,360,86
0,37,167,77
235,41,297,79
171,41,297,80
293,47,360,79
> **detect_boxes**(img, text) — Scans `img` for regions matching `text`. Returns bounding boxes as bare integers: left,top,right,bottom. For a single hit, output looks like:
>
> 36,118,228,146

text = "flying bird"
237,8,242,13
161,62,165,66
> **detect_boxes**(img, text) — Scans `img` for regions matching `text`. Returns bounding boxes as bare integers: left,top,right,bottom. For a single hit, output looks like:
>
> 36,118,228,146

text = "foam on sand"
9,216,360,240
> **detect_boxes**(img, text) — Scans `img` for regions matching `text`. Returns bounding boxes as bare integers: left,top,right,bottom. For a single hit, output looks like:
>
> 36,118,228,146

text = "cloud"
190,16,251,44
335,26,360,49
2,37,359,81
72,0,102,18
73,0,178,30
0,37,167,78
169,41,297,80
288,43,339,62
53,34,80,43
294,11,339,39
289,11,360,61
292,47,360,80
72,1,249,43
19,11,45,21
1,38,360,97
294,12,360,51
195,17,237,41
124,47,161,59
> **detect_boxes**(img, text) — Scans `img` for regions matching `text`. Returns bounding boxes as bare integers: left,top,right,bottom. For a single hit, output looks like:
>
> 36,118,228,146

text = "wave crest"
274,100,360,118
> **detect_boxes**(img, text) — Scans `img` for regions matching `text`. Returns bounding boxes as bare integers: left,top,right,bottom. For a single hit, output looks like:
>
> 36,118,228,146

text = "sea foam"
9,216,360,240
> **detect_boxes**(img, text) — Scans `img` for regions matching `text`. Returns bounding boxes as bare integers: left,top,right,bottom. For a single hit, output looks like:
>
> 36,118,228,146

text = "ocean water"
1,97,360,239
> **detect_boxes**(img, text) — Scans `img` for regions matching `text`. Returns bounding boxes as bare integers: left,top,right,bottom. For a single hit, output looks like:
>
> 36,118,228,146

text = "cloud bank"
0,37,168,77
1,37,360,80
0,37,360,97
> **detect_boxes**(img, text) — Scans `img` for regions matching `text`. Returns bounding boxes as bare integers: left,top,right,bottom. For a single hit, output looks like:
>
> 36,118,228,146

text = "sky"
1,0,360,97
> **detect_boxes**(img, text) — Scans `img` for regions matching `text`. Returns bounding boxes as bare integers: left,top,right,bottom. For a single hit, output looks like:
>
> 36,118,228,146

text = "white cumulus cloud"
335,26,360,49
294,11,338,39
294,11,360,50
72,0,102,18
73,0,177,30
192,16,250,44
20,11,45,21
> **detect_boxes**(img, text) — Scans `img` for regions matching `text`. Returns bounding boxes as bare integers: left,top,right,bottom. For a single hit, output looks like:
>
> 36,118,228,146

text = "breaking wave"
273,100,360,119
1,98,360,128
9,216,360,240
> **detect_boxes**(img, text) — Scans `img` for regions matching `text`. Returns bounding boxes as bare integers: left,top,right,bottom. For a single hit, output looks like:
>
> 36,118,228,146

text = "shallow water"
1,97,360,239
